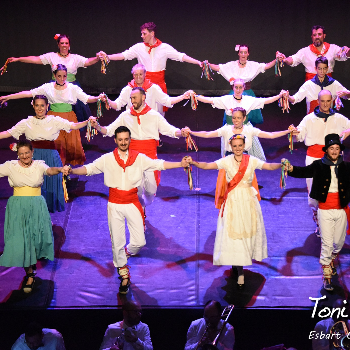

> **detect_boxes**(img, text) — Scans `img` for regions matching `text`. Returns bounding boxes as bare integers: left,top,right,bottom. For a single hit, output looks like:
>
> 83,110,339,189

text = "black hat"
322,133,345,152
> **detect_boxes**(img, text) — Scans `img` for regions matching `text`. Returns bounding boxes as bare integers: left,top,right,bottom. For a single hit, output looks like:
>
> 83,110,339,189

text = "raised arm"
183,54,202,67
6,56,43,65
283,56,294,66
0,91,33,104
70,166,88,176
46,165,70,176
169,90,195,105
196,95,214,104
191,160,218,170
261,162,282,171
106,53,125,61
70,120,89,130
264,59,277,70
87,96,100,103
84,56,100,67
208,63,220,72
258,129,294,139
90,117,107,135
263,90,286,105
189,129,219,138
163,157,191,170
0,131,12,140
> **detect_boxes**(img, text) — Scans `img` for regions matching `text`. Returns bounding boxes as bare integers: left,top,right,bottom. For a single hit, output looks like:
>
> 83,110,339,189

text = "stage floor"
1,98,350,310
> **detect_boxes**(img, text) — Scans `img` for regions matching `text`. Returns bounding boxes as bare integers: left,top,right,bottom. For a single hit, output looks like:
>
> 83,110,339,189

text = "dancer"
0,64,100,166
280,25,349,79
69,126,191,294
0,140,70,293
1,34,101,122
105,63,193,115
0,95,88,212
294,90,350,234
288,57,349,113
286,134,350,291
188,135,282,288
208,44,282,126
90,87,188,208
101,22,201,104
185,300,235,350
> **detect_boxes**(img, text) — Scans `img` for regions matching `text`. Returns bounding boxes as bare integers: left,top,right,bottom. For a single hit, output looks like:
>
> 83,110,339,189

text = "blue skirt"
33,148,65,212
223,89,263,126
72,80,92,122
0,196,54,267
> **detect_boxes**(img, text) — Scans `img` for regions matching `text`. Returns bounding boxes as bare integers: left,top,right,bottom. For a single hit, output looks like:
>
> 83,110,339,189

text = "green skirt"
0,196,54,267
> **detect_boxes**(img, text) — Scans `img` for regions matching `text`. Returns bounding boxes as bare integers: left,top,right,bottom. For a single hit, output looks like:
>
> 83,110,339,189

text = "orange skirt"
215,169,261,209
47,110,86,166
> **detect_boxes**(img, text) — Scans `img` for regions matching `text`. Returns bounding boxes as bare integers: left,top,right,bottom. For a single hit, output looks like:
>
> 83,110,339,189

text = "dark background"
1,0,350,95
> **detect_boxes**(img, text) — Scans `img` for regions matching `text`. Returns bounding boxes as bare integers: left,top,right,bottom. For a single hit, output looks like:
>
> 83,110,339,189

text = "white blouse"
122,42,185,72
31,82,89,105
218,60,266,84
0,160,49,188
216,124,261,153
8,115,73,141
105,108,180,140
85,152,165,190
40,52,87,75
211,95,266,116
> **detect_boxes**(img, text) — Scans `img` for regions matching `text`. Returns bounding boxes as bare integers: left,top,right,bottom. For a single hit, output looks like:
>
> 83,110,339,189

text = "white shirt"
218,60,266,84
12,328,65,350
216,124,261,153
291,79,347,112
296,112,350,146
291,44,347,73
329,166,338,193
99,321,153,350
85,152,165,190
105,108,180,140
122,42,185,72
113,84,172,113
0,160,49,188
39,52,87,75
211,95,266,116
7,116,72,141
31,82,89,105
184,318,235,350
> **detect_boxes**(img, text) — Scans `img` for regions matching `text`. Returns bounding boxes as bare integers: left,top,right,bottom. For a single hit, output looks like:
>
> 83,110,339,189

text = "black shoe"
119,277,130,294
237,283,245,290
23,273,35,294
331,266,337,276
323,279,334,291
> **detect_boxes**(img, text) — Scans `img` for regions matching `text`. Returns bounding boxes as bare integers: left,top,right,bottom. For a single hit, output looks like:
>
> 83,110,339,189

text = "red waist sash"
305,72,332,82
307,144,325,158
109,187,144,226
221,154,249,217
309,100,319,114
145,71,167,112
319,192,350,235
31,140,56,149
129,139,160,186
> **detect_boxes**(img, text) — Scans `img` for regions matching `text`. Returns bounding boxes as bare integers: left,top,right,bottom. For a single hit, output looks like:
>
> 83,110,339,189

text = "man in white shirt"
106,63,192,115
12,322,65,350
100,301,153,350
101,21,201,106
185,300,235,350
91,87,188,209
295,90,350,235
289,56,349,114
281,25,349,80
70,125,190,294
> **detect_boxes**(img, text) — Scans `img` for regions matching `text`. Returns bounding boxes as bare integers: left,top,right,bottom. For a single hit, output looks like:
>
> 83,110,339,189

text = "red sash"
130,104,152,125
307,145,325,158
128,79,154,92
309,100,319,113
319,192,350,235
145,71,167,112
309,42,331,56
109,187,145,226
305,72,332,82
129,139,161,186
144,39,162,54
31,140,56,149
221,154,250,217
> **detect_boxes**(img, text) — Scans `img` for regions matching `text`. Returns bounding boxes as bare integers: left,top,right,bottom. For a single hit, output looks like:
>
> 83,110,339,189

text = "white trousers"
318,208,347,265
305,155,320,209
107,202,145,268
137,170,157,207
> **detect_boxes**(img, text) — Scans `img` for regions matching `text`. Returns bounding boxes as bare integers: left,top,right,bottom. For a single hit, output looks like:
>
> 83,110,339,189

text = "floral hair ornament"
235,45,240,52
54,34,60,40
229,134,246,142
51,64,58,72
9,143,17,152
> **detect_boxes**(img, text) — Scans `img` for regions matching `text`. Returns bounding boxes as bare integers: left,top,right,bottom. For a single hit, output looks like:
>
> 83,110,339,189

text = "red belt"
129,139,160,186
309,100,319,114
109,188,144,226
307,145,325,158
145,71,168,112
31,140,56,149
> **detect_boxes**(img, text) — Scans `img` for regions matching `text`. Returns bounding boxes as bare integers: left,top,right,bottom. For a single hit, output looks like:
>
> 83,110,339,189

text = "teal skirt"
33,148,65,213
0,196,54,267
223,89,263,126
